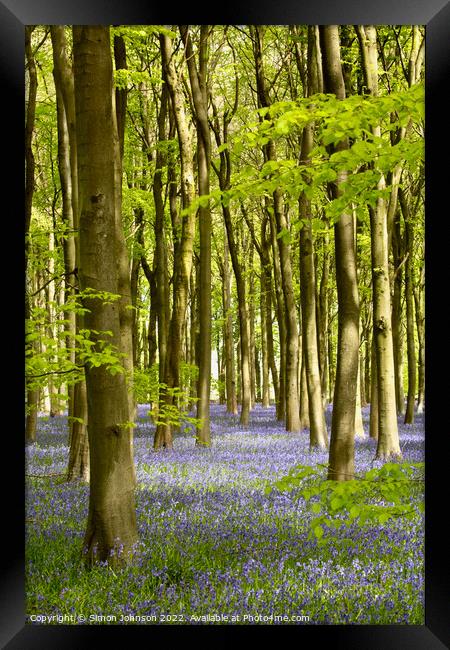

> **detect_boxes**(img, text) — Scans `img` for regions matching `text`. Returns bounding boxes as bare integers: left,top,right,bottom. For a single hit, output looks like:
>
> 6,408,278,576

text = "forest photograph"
25,24,425,626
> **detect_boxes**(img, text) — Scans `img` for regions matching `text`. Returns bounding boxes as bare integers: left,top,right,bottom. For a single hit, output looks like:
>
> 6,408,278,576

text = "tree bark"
399,188,416,424
25,26,39,445
320,26,360,481
210,91,251,425
391,209,405,415
356,25,401,459
413,271,425,414
222,234,238,413
154,32,196,448
50,26,89,476
299,31,328,448
252,25,300,432
73,25,137,564
369,337,379,439
180,26,212,445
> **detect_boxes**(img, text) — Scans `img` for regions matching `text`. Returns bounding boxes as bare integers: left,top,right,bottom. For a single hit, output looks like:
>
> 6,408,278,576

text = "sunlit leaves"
267,461,424,544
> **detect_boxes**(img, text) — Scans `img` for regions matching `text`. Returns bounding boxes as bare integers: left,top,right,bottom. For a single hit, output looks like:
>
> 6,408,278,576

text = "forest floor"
26,403,424,625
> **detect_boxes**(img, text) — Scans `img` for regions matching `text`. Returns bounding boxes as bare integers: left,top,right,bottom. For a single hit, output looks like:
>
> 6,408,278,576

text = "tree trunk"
51,28,77,420
298,38,328,448
413,274,425,413
268,205,287,421
222,234,238,413
50,26,89,477
261,216,278,407
318,227,330,407
25,26,39,445
391,209,405,415
260,273,270,407
369,337,379,440
399,188,416,424
180,26,212,445
356,25,401,459
154,32,196,449
299,346,310,430
252,25,300,432
152,84,170,383
210,93,251,426
73,25,137,564
354,341,365,437
248,245,257,406
299,195,328,447
67,380,90,482
320,26,360,481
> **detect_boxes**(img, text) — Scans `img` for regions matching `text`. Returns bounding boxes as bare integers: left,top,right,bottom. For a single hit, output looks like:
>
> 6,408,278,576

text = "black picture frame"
3,0,449,647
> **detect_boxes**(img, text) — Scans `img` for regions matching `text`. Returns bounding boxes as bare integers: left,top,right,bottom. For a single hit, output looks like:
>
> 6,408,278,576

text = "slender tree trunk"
320,26,360,481
399,188,416,424
413,275,425,413
261,217,279,408
364,324,372,404
51,26,89,476
130,207,144,366
252,25,300,432
25,26,39,445
189,259,200,411
222,234,238,413
359,343,367,406
67,380,90,481
299,37,328,448
51,29,77,420
299,346,310,430
369,337,379,439
299,197,328,447
154,32,196,449
268,205,287,422
210,103,251,426
354,339,365,437
391,209,405,415
318,227,330,407
73,25,137,564
152,84,170,383
180,26,212,445
356,25,401,459
260,271,270,407
248,246,257,407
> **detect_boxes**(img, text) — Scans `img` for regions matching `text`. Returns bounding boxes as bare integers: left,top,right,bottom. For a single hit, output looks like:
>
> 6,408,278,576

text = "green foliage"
26,289,125,391
209,83,424,225
267,461,424,545
132,366,201,434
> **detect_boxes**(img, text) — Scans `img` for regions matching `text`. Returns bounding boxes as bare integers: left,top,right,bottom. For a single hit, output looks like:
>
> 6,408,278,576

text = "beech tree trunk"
210,90,251,426
391,209,405,415
413,273,425,413
25,26,39,445
50,26,90,478
73,25,137,564
369,337,379,439
399,188,416,424
222,234,238,413
299,31,328,448
154,32,196,448
320,26,360,481
356,25,401,459
180,26,212,445
252,25,300,432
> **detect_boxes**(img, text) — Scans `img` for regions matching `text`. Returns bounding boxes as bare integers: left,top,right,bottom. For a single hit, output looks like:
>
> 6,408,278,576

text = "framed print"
3,0,449,647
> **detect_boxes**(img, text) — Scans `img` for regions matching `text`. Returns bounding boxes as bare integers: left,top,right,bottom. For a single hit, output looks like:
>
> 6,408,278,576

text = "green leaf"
314,525,324,539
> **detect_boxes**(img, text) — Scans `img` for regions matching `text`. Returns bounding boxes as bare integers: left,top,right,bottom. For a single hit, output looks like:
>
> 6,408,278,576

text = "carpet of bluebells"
26,403,424,625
